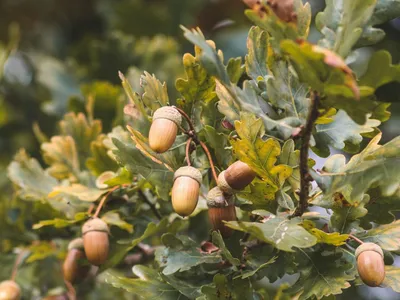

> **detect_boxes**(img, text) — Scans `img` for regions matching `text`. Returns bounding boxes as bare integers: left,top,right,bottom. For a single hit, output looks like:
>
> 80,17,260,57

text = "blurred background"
0,0,399,299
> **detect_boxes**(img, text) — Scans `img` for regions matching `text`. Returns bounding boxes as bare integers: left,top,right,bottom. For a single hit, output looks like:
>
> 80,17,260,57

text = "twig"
185,138,193,166
292,91,320,218
87,204,95,215
10,250,26,281
348,234,364,245
199,141,218,183
93,185,128,218
173,106,195,132
138,190,162,220
64,279,76,300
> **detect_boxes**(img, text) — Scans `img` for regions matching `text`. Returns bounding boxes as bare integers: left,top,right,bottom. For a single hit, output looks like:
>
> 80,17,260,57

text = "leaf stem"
93,185,127,218
10,250,26,281
199,140,218,183
173,106,195,132
348,234,364,245
185,138,193,166
138,190,162,220
292,91,320,217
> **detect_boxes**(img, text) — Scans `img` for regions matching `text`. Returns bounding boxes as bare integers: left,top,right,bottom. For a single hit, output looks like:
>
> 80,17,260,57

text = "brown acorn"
63,238,90,283
218,161,256,193
171,166,202,217
0,280,21,300
149,106,182,153
355,242,385,287
82,218,110,266
207,186,237,238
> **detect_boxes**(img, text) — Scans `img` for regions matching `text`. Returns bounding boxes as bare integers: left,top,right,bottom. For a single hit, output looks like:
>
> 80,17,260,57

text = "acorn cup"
82,218,110,266
149,106,182,153
355,242,385,287
63,238,90,284
171,166,202,217
0,280,21,300
218,161,256,193
207,186,237,238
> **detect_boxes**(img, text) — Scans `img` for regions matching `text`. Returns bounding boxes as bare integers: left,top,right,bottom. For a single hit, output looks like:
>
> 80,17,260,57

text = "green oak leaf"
103,168,133,187
140,71,169,111
225,211,317,252
26,241,63,263
245,26,268,82
86,135,119,176
287,249,356,299
160,274,203,299
32,212,88,229
312,133,400,205
226,57,244,84
383,265,400,293
281,40,359,99
101,211,134,233
112,137,173,200
211,231,240,267
278,139,300,191
356,220,400,251
200,274,253,300
313,110,380,157
105,266,186,300
316,0,376,57
201,126,231,168
361,188,400,225
155,233,222,275
8,149,58,201
231,113,292,189
48,184,105,202
302,220,349,246
236,180,277,212
100,218,169,271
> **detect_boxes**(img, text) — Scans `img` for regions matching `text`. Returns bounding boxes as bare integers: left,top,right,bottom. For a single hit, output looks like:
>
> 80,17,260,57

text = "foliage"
1,0,400,299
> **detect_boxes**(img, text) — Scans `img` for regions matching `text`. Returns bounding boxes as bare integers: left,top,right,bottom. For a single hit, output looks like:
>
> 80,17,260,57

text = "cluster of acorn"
148,106,257,237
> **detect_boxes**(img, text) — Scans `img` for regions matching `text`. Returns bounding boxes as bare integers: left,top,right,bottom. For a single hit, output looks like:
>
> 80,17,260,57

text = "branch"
185,137,193,166
10,249,26,281
199,141,218,183
348,234,364,245
93,185,125,218
292,91,320,217
138,190,162,220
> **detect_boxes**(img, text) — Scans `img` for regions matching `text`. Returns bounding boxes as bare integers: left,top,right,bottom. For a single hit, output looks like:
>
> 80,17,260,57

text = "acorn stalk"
149,106,182,153
355,242,385,287
207,186,237,238
82,218,110,266
63,238,90,283
0,280,21,300
218,161,256,193
171,166,202,217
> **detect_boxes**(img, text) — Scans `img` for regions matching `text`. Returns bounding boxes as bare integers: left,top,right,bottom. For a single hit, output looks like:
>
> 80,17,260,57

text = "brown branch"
173,106,195,132
185,138,193,166
138,190,162,220
292,91,320,218
199,141,218,183
93,185,128,218
10,250,26,281
348,234,364,245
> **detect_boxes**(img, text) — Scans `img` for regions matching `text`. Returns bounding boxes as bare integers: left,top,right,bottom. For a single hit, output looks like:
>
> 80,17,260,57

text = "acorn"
82,218,110,266
0,280,21,300
171,166,202,217
207,186,237,238
149,106,182,153
218,161,256,193
63,238,90,283
355,242,385,287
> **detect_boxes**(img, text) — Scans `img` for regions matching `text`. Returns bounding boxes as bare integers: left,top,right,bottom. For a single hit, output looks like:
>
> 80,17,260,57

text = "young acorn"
63,237,90,284
355,242,385,287
218,161,256,193
0,280,21,300
82,218,109,266
171,166,202,217
149,106,182,153
206,186,237,238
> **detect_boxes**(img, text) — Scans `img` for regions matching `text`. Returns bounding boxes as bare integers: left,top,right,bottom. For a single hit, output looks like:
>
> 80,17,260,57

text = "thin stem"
185,138,193,166
292,91,320,218
10,250,25,281
173,106,195,132
199,141,218,183
93,185,126,218
87,204,95,215
138,190,162,220
348,234,364,245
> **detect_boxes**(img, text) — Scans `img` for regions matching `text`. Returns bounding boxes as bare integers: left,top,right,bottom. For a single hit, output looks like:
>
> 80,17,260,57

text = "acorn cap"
174,166,202,185
206,186,234,208
355,242,384,259
82,218,109,235
152,106,182,126
67,238,84,251
217,171,233,194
